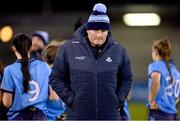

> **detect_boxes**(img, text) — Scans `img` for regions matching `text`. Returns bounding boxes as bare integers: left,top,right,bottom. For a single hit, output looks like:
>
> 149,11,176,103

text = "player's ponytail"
153,38,173,84
12,33,32,93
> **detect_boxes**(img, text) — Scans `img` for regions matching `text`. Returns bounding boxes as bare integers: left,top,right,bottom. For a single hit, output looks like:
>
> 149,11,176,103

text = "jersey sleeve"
148,62,161,77
1,68,15,92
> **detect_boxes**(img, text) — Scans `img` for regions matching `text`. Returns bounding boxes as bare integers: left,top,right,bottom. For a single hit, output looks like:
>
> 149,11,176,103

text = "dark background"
0,0,180,14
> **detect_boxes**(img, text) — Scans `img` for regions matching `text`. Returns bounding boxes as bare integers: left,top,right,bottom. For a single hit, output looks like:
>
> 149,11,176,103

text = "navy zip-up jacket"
50,25,132,120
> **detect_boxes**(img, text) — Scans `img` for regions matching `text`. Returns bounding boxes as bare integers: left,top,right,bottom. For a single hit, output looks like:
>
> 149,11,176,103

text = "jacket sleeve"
116,48,132,109
49,45,75,107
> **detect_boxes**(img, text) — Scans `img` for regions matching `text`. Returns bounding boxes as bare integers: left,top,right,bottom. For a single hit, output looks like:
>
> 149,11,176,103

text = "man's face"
87,29,108,47
31,36,45,52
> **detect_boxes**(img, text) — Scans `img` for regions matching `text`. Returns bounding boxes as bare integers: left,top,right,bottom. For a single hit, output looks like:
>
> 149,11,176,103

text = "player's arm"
126,90,132,101
48,85,59,101
0,91,9,120
176,97,180,110
1,69,14,108
176,97,179,104
2,91,12,108
149,72,161,109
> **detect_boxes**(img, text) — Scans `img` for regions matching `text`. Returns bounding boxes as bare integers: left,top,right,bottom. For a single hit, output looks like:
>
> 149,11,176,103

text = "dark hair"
12,33,32,93
153,38,173,83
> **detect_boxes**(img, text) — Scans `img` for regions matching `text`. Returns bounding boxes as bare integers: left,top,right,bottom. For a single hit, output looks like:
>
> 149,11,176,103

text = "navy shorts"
13,106,47,120
148,109,179,121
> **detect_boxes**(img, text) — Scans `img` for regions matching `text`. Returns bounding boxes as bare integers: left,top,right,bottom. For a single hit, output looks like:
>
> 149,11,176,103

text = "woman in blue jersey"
148,38,180,120
0,33,51,120
43,41,66,120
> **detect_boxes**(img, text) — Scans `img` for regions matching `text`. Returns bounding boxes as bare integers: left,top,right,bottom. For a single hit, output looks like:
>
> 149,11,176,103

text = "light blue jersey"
148,60,180,114
46,99,66,120
1,58,51,119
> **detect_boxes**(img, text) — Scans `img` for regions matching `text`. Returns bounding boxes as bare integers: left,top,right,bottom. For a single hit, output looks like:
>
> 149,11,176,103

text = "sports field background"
129,103,180,120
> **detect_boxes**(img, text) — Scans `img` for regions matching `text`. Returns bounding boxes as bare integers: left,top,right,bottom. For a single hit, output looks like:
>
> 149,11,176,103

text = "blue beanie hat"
86,3,111,30
33,31,49,45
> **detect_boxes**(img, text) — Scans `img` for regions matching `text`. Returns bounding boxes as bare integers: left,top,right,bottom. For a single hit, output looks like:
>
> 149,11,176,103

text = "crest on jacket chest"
106,56,112,63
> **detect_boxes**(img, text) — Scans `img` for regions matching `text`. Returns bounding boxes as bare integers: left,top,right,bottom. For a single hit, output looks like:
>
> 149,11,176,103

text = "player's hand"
49,86,59,100
150,100,158,109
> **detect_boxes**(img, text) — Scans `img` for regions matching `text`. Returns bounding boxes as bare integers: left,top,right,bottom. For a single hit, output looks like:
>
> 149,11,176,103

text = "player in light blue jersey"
43,41,66,120
147,38,180,120
0,33,51,120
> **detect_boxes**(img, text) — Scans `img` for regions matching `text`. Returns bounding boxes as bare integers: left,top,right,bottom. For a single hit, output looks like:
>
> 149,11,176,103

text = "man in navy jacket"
50,3,132,120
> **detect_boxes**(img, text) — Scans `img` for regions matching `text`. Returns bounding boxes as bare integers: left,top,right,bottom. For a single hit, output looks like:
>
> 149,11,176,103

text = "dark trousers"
148,109,179,121
13,106,47,120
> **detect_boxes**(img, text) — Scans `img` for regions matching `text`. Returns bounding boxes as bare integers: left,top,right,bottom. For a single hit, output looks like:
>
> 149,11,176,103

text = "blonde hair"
43,40,66,65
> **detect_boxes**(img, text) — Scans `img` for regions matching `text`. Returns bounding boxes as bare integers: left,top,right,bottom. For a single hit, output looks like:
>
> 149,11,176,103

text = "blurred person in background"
0,33,54,120
147,38,180,120
50,3,132,120
31,30,49,60
43,40,66,120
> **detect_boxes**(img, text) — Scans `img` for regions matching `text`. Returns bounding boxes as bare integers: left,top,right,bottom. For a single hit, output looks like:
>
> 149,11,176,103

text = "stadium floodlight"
123,13,161,26
0,25,13,43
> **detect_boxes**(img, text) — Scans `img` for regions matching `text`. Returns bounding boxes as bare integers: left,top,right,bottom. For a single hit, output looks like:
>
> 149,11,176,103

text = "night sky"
0,0,180,14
